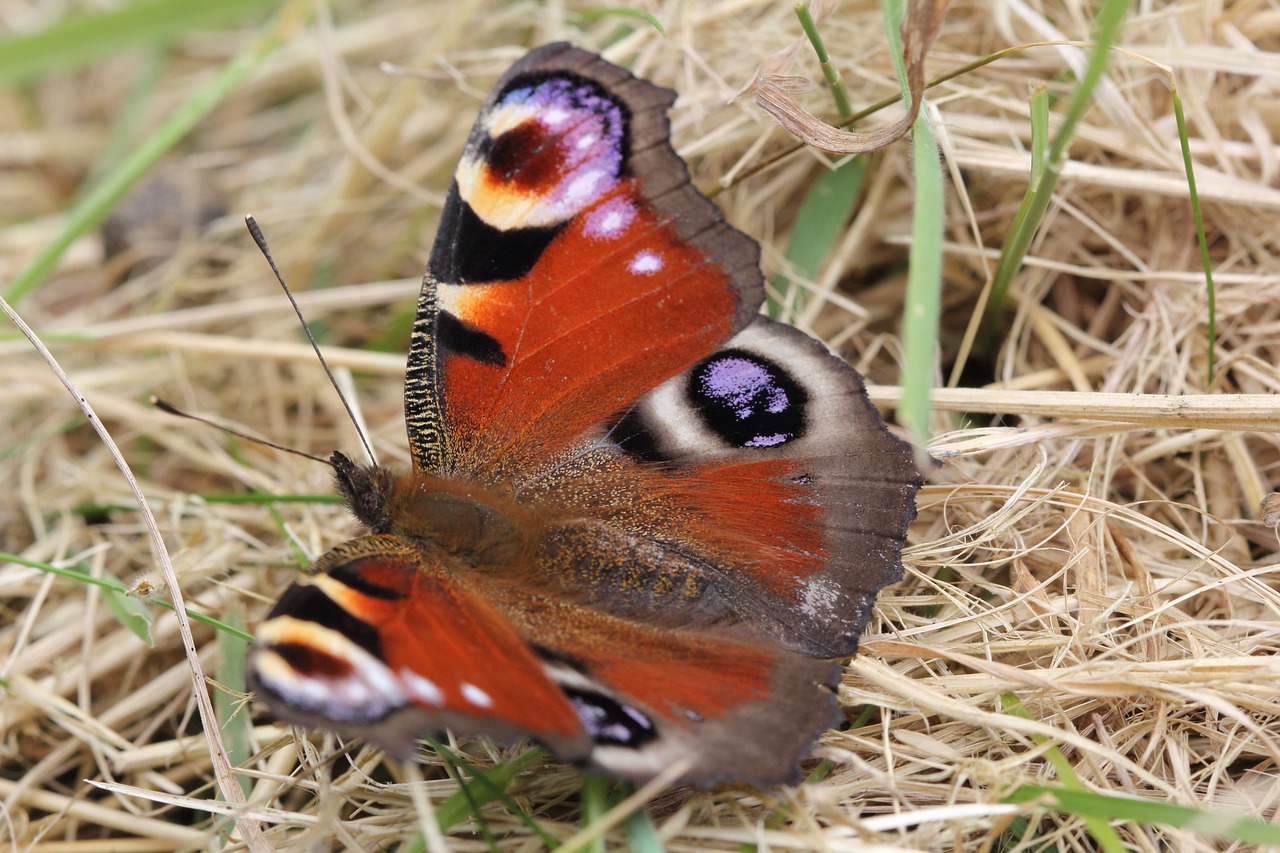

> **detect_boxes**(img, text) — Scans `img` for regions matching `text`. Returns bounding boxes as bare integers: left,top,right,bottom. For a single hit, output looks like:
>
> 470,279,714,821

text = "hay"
4,0,1280,849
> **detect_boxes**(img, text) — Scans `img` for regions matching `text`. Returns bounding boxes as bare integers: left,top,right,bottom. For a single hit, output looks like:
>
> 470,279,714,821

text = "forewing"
247,535,590,760
404,43,763,476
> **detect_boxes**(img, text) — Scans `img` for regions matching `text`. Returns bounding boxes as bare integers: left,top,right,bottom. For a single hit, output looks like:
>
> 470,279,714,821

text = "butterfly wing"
609,316,922,656
496,319,920,782
391,45,921,782
486,585,844,785
404,43,763,477
247,535,591,760
519,317,920,658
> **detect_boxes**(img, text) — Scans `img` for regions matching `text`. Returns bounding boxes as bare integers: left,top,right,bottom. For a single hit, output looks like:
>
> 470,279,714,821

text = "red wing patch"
249,536,587,757
438,185,739,475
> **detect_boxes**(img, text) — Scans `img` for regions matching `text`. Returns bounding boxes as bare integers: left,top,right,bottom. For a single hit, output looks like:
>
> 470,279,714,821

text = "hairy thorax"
382,473,526,569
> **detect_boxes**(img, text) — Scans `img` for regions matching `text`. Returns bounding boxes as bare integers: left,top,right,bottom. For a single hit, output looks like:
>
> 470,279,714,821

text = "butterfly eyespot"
567,688,656,748
485,121,564,189
458,74,627,233
688,350,808,449
273,641,353,678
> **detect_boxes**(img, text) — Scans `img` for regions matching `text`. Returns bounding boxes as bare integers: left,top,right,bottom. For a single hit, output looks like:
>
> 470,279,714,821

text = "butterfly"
246,43,923,787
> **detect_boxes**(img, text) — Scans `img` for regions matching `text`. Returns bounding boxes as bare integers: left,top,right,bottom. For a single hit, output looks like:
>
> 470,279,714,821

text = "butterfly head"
331,451,395,533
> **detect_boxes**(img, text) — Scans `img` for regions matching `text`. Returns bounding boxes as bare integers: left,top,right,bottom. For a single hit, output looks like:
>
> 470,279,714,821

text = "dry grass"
5,0,1280,850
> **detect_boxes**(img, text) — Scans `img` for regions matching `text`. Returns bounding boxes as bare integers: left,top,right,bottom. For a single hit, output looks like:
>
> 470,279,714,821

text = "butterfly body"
247,43,923,786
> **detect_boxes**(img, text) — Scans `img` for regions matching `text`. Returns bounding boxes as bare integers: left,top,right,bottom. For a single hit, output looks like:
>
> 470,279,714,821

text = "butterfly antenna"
152,397,332,466
244,215,378,466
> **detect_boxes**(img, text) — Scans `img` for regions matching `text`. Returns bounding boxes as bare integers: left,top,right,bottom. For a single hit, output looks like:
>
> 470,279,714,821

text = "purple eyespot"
688,351,807,448
481,75,628,220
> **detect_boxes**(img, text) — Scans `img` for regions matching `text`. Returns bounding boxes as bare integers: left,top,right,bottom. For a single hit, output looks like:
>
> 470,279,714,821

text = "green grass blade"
1024,85,1044,183
978,85,1050,349
572,7,667,38
582,774,609,853
101,567,156,647
1004,785,1280,846
1169,86,1216,383
624,799,664,853
216,609,253,801
768,159,867,317
796,3,853,120
898,117,944,445
4,2,306,305
766,5,867,318
881,0,944,445
1001,694,1126,852
0,0,277,86
430,742,555,845
979,0,1132,351
2,551,252,642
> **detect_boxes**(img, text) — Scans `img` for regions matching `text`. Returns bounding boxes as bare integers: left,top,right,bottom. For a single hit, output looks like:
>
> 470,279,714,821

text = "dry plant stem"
0,296,266,850
0,777,205,845
847,657,1169,787
0,279,420,357
751,0,947,154
868,386,1280,432
402,761,450,853
88,779,320,828
288,0,485,287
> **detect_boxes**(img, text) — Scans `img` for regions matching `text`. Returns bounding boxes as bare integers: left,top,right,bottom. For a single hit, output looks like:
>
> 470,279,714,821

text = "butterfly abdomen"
533,521,739,622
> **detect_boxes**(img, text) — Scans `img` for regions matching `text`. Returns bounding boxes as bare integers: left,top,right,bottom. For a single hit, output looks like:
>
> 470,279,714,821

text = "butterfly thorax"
332,451,523,569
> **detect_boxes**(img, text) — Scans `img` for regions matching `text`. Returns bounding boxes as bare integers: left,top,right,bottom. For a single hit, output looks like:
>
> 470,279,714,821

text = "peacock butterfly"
245,43,923,787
